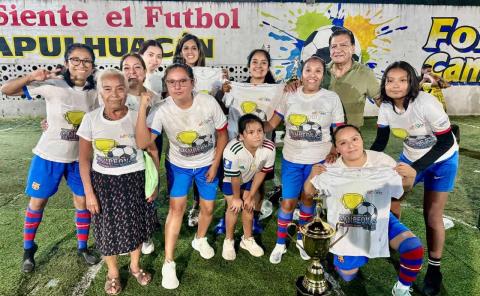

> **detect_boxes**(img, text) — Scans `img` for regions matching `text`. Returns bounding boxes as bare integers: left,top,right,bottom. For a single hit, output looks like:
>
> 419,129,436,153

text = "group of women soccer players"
0,28,458,296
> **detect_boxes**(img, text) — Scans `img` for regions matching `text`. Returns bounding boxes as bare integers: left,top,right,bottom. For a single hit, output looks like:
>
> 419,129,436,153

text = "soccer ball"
108,145,137,159
301,26,361,63
192,134,213,147
356,201,377,217
299,121,321,132
252,109,267,121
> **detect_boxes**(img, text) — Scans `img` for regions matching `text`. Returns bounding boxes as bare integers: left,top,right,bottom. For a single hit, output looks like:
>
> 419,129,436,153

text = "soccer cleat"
296,239,311,260
161,261,179,289
222,239,236,261
187,207,199,227
141,239,155,255
422,270,443,296
22,243,38,273
191,236,215,259
391,282,412,296
269,243,287,264
252,217,264,235
78,248,101,265
214,218,226,235
240,236,264,257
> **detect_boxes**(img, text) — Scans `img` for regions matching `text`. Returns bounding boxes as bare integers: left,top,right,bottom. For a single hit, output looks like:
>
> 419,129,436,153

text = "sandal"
104,276,122,295
129,267,152,286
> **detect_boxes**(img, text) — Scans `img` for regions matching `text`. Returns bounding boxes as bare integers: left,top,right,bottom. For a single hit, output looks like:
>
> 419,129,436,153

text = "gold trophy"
288,190,349,295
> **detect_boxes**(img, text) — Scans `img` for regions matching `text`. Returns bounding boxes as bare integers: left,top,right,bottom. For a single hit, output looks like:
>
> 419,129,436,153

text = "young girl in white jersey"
265,55,345,264
136,63,228,290
221,114,276,261
370,61,458,296
0,43,100,272
304,125,423,296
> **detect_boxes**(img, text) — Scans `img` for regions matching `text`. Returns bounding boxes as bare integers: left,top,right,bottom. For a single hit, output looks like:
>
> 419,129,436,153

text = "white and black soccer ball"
192,134,213,147
301,26,361,63
108,145,137,159
252,109,267,121
299,121,321,132
356,201,378,217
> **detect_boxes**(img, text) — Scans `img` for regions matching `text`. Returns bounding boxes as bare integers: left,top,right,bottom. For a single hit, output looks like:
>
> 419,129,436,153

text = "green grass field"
0,116,479,296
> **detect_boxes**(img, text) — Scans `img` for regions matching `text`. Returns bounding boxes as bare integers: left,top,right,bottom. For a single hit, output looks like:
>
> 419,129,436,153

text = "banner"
1,1,479,116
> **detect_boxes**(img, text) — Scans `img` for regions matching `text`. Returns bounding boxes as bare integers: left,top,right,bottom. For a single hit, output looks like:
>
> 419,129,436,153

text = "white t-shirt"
147,93,227,168
377,91,458,163
144,72,164,95
76,107,145,176
125,91,163,111
24,79,98,163
193,67,223,96
223,138,276,184
310,150,403,258
223,82,284,139
275,87,345,164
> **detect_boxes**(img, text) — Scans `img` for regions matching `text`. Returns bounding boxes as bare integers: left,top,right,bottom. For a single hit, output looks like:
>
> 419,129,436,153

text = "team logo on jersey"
287,113,322,142
61,110,85,141
404,135,437,150
339,193,377,231
224,158,233,169
31,182,40,190
240,101,267,121
176,131,214,157
93,138,137,168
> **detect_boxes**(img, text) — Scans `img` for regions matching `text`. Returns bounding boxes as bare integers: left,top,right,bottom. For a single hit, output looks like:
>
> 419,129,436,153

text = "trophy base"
295,276,333,296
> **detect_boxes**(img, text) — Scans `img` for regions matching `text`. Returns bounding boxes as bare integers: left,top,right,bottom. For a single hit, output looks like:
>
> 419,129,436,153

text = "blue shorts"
399,151,458,192
25,154,85,198
165,161,218,200
281,158,323,199
334,212,410,270
222,180,253,196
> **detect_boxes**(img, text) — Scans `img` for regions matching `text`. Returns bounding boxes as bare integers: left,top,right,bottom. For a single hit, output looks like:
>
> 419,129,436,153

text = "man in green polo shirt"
322,28,381,127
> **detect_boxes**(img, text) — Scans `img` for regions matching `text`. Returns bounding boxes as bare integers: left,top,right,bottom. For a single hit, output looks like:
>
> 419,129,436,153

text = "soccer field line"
455,122,480,129
71,260,104,296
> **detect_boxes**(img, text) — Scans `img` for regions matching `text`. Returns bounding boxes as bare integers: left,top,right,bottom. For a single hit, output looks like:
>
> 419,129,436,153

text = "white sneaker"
240,236,264,257
187,207,199,227
141,239,155,255
269,243,287,264
391,281,412,296
222,239,236,261
191,236,215,259
296,239,311,260
161,261,179,290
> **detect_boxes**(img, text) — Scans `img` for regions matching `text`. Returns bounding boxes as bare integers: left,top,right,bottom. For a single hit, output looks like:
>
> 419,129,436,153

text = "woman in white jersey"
77,69,158,295
138,39,164,95
304,125,422,296
221,114,276,261
0,43,100,272
136,63,228,290
265,55,345,264
370,61,458,296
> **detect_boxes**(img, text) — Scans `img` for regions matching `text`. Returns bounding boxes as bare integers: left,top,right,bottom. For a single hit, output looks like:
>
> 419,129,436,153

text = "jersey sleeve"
388,172,404,199
331,92,345,127
261,140,276,173
274,93,288,119
223,146,240,177
147,107,163,136
76,112,93,141
376,103,390,127
210,96,227,130
23,80,53,100
421,94,451,134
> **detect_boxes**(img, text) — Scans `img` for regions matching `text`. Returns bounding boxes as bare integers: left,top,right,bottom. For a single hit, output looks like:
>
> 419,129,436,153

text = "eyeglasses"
68,57,94,66
165,78,192,87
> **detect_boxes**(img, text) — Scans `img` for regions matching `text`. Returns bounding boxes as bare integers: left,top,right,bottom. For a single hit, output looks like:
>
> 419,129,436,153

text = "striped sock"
23,207,44,249
276,209,293,244
427,256,441,274
297,203,315,240
75,209,91,250
398,237,424,286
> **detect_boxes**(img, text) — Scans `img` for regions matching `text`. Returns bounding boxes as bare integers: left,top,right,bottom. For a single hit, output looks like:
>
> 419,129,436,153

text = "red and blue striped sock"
297,203,315,240
276,209,293,244
75,209,91,250
23,207,44,249
398,236,424,286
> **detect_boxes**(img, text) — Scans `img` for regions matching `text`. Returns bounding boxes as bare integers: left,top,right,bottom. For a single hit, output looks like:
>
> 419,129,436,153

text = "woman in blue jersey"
370,61,458,296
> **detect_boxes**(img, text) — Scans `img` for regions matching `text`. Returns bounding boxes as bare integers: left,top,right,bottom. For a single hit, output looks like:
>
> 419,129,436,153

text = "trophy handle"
329,222,349,248
286,222,307,252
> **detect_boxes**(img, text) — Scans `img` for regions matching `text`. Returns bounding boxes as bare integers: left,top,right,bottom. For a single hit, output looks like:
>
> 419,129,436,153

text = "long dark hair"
380,61,420,113
63,43,96,90
245,49,276,84
173,34,206,66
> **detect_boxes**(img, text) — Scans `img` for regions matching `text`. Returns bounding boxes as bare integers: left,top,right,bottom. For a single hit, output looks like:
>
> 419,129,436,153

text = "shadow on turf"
459,147,480,160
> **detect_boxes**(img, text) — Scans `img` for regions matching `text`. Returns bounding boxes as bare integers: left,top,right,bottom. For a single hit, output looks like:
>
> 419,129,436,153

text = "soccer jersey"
223,82,284,139
377,91,458,163
193,67,223,96
23,79,98,163
144,72,164,95
275,87,344,164
147,93,227,168
125,91,163,111
310,163,403,258
76,107,145,176
223,138,276,184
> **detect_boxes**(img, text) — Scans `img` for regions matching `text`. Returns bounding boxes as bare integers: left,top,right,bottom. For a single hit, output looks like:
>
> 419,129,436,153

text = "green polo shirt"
322,61,380,127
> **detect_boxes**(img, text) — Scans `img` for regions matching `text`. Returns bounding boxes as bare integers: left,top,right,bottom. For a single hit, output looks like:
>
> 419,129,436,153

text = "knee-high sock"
297,203,315,240
75,209,91,250
398,237,424,286
277,209,293,244
24,207,44,249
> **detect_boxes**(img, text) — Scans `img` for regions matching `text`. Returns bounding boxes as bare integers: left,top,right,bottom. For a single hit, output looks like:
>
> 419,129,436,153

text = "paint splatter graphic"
260,4,408,80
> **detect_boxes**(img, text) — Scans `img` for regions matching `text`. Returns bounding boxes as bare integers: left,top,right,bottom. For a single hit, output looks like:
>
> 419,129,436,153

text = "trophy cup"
288,190,349,295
